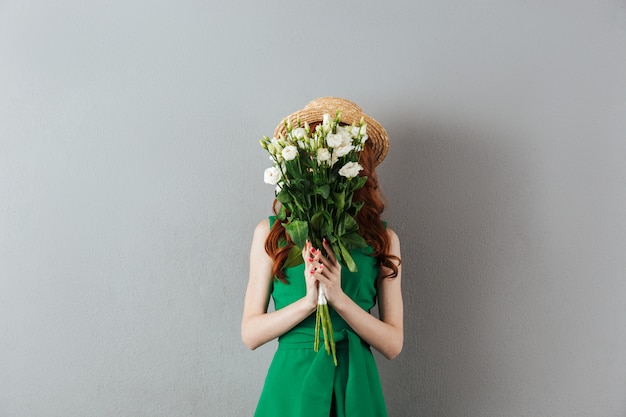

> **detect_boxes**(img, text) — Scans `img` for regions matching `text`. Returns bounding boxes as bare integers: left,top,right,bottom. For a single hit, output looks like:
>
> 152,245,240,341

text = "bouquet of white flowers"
260,111,370,365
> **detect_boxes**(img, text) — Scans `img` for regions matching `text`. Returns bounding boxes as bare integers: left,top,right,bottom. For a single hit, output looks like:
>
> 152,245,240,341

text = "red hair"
265,140,400,283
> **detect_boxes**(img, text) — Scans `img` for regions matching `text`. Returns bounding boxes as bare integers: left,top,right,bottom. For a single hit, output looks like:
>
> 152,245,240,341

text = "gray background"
1,1,625,416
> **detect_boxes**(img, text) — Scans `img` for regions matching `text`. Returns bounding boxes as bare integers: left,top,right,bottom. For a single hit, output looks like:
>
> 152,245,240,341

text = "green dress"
254,217,388,417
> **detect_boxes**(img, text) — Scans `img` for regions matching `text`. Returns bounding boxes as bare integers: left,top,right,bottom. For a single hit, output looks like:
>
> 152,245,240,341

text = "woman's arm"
241,219,318,350
312,229,403,360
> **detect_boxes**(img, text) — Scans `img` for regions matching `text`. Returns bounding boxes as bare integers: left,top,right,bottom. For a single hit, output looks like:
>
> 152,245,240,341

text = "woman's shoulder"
250,219,272,252
379,220,399,242
254,218,271,235
384,226,401,257
385,226,399,242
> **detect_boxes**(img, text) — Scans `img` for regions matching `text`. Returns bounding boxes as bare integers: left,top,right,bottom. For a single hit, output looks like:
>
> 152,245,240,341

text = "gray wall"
1,1,625,416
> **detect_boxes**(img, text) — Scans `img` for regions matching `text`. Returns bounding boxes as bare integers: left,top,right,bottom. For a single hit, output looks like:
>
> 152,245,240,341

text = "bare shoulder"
249,218,273,274
254,218,271,237
386,227,399,242
250,218,271,251
385,227,401,253
376,226,402,281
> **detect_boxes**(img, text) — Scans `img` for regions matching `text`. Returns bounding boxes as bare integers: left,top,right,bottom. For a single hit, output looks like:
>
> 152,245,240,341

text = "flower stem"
314,291,337,366
314,304,321,352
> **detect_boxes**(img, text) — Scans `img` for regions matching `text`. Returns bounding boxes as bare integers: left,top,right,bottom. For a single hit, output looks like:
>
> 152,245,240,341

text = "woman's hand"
311,239,345,305
302,240,320,308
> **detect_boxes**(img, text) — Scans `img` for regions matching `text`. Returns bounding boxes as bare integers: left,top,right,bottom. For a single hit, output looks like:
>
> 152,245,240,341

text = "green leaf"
276,189,292,204
352,175,368,191
343,215,359,233
311,211,332,239
332,191,345,212
340,232,368,249
285,159,300,179
314,184,330,199
291,198,307,218
337,213,358,236
283,219,308,249
346,201,365,218
277,204,287,221
337,239,358,272
330,242,341,261
283,245,304,269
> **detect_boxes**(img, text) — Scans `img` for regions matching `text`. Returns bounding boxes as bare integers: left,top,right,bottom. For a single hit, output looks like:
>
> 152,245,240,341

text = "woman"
242,97,403,417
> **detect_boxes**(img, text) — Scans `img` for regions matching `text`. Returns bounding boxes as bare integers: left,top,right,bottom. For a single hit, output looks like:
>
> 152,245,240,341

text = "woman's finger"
302,240,311,260
317,255,333,272
322,239,337,264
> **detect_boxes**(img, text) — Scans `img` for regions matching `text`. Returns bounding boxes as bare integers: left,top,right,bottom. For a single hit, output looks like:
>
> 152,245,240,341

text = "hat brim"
274,97,389,166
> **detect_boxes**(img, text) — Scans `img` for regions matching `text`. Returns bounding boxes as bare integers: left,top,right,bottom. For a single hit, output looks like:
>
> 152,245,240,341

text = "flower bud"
322,113,331,127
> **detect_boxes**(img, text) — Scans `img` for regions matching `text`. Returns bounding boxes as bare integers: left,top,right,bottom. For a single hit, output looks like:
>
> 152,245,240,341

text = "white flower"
360,134,369,144
326,133,344,148
334,144,355,158
350,126,360,137
316,148,331,163
336,126,352,144
282,145,298,161
292,127,307,140
359,124,367,136
264,166,281,185
338,161,363,178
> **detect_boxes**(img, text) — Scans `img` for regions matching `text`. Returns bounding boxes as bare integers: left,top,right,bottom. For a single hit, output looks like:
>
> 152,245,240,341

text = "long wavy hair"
265,139,401,283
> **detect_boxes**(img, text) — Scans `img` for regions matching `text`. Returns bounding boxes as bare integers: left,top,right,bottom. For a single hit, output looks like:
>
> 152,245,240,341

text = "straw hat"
274,97,390,166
